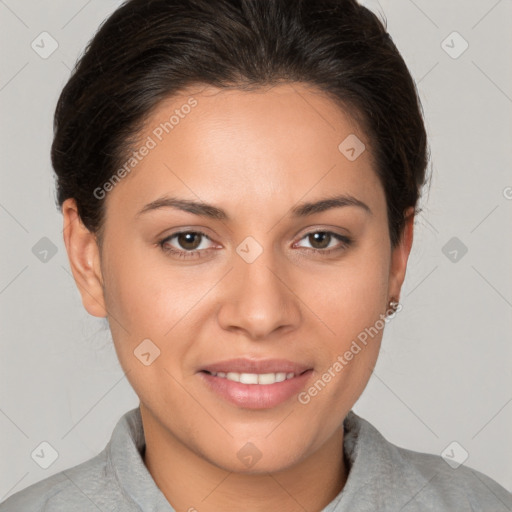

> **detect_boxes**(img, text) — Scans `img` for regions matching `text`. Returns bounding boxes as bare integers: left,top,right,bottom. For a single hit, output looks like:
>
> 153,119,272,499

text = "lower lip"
198,370,313,409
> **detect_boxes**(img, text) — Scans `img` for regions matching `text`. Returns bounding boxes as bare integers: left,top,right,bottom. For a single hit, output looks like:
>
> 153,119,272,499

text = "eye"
158,229,352,260
294,231,352,255
159,231,215,259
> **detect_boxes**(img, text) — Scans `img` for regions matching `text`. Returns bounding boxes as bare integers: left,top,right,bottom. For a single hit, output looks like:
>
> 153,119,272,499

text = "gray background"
1,0,511,500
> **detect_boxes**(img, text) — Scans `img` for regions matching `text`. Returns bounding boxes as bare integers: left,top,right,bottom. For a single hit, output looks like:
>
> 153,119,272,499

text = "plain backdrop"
1,0,511,500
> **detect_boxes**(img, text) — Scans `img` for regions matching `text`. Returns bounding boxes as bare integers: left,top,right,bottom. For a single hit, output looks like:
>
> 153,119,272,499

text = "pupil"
311,232,330,249
179,233,200,250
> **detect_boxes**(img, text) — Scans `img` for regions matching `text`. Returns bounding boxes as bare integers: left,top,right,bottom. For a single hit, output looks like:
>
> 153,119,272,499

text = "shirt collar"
106,406,431,512
326,410,431,511
107,405,175,511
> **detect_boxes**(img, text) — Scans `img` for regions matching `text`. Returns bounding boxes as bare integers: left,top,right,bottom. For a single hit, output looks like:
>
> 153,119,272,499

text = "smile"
203,371,296,385
199,368,313,409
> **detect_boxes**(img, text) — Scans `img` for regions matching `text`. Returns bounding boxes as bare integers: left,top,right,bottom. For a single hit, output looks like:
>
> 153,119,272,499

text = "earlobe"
388,207,415,304
62,198,107,318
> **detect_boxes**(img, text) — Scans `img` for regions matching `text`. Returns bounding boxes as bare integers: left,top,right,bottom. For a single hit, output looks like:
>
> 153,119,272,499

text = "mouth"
200,369,308,385
197,358,313,409
200,357,312,376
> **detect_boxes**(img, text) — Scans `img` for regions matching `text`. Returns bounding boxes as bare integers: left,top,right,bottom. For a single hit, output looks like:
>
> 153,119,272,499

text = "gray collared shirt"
1,406,511,511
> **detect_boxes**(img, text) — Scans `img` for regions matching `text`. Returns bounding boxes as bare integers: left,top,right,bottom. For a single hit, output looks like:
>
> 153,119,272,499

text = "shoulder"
342,411,512,511
396,444,512,510
0,470,68,512
0,449,131,512
0,408,148,512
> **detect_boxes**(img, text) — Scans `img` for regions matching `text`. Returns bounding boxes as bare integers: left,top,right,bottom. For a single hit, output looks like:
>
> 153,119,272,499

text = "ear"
388,207,415,303
62,198,107,318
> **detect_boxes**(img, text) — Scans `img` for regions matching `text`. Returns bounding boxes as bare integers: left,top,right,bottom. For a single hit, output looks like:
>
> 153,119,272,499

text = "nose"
216,243,301,340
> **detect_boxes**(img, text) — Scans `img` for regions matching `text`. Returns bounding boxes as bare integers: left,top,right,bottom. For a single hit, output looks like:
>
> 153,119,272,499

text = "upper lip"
200,358,312,375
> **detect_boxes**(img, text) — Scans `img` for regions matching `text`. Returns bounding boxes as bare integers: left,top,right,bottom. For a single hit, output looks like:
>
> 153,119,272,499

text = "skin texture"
62,83,414,512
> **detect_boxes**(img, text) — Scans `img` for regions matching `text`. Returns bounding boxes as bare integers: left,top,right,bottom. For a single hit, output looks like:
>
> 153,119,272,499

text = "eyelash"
158,230,352,260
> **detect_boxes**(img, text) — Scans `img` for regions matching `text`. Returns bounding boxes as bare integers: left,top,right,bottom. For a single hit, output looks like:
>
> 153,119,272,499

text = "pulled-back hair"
52,0,429,248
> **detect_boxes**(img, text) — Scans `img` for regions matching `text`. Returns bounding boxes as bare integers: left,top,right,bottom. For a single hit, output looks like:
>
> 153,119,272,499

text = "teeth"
209,371,296,385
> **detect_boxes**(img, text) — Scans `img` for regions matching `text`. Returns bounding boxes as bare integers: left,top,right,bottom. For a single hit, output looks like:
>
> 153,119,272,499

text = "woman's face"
64,83,413,473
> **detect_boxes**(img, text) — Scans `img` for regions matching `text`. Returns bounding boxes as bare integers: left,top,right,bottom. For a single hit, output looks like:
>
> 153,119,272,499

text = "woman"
1,0,510,510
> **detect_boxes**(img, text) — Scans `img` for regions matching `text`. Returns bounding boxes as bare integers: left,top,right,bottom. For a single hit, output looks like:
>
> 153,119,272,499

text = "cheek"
102,240,187,334
102,246,210,386
317,243,389,336
305,235,389,402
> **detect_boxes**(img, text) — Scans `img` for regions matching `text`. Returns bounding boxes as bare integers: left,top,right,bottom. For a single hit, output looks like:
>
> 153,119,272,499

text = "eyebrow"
136,193,372,220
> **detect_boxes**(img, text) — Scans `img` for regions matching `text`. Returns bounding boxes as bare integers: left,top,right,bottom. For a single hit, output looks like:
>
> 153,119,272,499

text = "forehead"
104,83,384,219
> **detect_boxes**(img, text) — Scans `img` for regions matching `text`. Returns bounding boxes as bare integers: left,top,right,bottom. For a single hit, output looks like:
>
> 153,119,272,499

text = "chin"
200,436,311,475
215,453,303,475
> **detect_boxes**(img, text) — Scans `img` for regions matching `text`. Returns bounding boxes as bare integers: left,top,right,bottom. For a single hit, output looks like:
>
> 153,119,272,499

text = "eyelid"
292,231,351,249
293,224,351,240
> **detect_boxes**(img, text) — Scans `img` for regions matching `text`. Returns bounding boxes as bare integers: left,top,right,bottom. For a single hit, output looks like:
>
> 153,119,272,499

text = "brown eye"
308,232,332,250
294,230,352,255
175,232,203,250
159,230,214,259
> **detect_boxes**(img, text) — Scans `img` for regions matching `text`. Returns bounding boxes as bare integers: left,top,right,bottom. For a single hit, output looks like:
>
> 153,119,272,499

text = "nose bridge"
235,233,286,304
217,233,300,337
237,236,280,289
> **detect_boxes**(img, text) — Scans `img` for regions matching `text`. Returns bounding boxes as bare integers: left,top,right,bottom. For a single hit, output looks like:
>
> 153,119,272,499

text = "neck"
140,406,348,512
